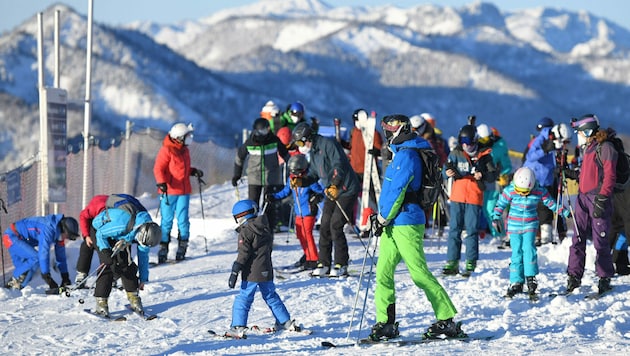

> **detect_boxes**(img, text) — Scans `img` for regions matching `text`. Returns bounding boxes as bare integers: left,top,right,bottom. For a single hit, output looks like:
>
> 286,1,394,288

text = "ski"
83,309,127,321
208,329,247,340
585,287,614,300
358,110,380,231
250,324,313,335
149,260,180,268
125,304,158,320
322,335,493,348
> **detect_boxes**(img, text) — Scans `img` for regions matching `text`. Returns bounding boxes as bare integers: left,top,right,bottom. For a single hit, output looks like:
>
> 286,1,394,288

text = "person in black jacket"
611,185,630,275
226,200,301,338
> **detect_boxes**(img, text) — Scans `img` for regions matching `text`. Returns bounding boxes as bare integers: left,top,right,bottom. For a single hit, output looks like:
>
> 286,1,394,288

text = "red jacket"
79,195,108,238
153,135,193,195
349,127,383,175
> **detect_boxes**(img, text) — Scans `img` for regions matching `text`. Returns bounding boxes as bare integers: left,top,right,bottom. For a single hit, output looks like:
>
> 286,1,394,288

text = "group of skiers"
3,101,628,342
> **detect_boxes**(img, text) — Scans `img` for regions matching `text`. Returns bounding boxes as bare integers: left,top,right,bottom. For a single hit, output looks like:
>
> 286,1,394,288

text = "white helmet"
477,124,491,139
551,123,571,149
169,123,194,144
420,113,436,128
409,114,428,135
513,167,536,195
260,100,279,119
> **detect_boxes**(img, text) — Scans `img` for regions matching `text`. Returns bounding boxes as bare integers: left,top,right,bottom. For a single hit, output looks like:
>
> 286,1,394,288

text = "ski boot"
526,276,538,294
442,260,459,275
176,239,188,261
461,260,476,277
275,319,301,332
598,277,612,295
506,283,523,298
5,273,26,290
158,242,169,264
75,272,88,289
368,321,399,341
127,291,144,314
226,326,248,339
95,297,110,318
425,318,466,339
566,274,581,293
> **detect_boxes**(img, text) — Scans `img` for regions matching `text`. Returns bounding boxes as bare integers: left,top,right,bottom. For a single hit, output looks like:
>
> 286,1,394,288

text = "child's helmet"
60,216,80,240
513,167,536,195
288,154,309,176
232,200,259,226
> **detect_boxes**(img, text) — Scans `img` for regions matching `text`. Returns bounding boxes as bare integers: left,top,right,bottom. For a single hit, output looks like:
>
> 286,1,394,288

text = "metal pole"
37,12,48,216
123,121,132,194
81,0,94,208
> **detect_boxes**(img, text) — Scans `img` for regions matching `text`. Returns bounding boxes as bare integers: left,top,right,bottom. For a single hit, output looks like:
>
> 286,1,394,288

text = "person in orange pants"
267,154,324,270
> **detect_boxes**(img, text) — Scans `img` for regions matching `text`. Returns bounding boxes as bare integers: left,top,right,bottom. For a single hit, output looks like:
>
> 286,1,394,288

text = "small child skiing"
492,167,569,298
266,154,324,271
227,199,302,338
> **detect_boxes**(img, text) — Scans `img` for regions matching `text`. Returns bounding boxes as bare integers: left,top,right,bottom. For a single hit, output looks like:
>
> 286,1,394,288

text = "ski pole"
197,176,209,254
346,229,378,340
63,262,106,298
356,233,380,341
0,198,7,287
334,199,375,260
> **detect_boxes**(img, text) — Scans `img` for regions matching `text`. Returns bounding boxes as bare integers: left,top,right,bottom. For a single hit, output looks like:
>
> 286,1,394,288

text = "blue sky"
1,1,629,34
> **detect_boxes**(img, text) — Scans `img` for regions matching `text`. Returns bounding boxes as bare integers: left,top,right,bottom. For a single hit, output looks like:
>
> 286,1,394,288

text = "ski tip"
321,341,336,348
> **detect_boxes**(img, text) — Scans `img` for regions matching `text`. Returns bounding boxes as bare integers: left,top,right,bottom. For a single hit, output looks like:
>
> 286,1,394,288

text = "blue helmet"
536,117,554,131
289,101,305,114
232,199,258,226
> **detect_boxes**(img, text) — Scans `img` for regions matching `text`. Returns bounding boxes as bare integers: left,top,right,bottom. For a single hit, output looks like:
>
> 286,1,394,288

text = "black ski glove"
228,262,242,289
99,249,114,266
231,176,240,187
593,194,607,218
563,168,579,180
367,148,381,157
61,272,72,287
541,139,555,154
264,193,275,203
157,183,167,194
190,168,204,178
42,273,59,290
369,214,386,237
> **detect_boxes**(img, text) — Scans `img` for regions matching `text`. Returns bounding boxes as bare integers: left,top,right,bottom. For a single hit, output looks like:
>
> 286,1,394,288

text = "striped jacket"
492,182,561,234
234,133,290,186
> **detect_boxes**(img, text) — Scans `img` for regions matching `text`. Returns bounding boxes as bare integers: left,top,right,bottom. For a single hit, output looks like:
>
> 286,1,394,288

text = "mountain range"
1,0,630,171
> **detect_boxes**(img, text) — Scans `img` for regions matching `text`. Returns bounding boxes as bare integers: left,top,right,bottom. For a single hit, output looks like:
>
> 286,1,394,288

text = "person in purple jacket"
563,114,617,295
3,214,79,291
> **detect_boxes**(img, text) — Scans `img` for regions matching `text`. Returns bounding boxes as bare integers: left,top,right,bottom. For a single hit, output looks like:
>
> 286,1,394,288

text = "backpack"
596,136,630,192
104,194,148,234
404,148,442,210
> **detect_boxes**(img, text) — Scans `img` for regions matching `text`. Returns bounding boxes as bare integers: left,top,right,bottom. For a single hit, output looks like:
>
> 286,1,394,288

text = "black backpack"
596,136,630,192
104,194,148,234
404,148,442,210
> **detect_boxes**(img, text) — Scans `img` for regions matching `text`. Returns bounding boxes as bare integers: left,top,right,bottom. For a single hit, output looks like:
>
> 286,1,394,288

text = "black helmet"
292,122,313,145
252,118,270,137
458,124,478,146
381,114,410,141
536,117,554,131
136,222,161,248
352,108,368,121
60,216,79,240
288,154,309,176
571,114,599,137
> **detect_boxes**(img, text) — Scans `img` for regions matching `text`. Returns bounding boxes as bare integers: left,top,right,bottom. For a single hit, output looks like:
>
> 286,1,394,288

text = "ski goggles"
254,128,270,136
514,186,531,196
381,119,404,133
294,138,307,147
459,136,475,145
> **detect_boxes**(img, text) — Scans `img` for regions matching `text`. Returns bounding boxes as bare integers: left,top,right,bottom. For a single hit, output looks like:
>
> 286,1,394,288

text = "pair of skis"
322,334,494,348
84,304,157,321
208,324,312,340
353,111,381,231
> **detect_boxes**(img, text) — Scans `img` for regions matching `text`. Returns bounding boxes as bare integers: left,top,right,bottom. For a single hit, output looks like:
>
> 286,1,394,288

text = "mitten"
228,262,242,289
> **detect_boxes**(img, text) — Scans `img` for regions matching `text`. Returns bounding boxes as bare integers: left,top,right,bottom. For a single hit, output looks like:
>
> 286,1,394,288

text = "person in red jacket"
153,123,204,263
74,194,108,287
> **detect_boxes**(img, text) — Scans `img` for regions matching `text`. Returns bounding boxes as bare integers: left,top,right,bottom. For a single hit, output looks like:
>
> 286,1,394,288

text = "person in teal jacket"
368,114,464,341
91,203,161,317
492,167,568,297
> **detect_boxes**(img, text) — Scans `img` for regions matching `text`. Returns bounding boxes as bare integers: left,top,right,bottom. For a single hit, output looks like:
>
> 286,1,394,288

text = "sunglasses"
514,186,531,196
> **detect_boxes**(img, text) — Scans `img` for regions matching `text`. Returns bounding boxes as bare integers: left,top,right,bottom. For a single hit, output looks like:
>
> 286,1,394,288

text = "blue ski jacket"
272,176,324,217
92,209,153,283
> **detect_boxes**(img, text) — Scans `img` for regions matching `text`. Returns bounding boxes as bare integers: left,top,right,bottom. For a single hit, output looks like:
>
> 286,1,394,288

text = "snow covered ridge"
1,0,630,171
2,181,630,354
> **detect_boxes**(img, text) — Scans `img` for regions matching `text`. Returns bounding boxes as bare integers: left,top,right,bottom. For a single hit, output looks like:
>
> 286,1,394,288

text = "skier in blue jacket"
91,203,161,317
3,214,79,291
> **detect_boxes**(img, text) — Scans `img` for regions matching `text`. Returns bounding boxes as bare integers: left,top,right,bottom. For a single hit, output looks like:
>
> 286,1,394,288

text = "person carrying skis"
154,122,204,263
232,118,291,235
563,114,617,295
291,122,361,277
74,194,108,287
266,154,324,270
368,114,464,341
3,214,79,291
492,167,568,298
227,199,302,338
91,201,161,317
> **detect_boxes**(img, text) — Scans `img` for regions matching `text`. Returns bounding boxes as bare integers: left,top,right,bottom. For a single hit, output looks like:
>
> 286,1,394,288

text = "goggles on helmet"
514,186,531,196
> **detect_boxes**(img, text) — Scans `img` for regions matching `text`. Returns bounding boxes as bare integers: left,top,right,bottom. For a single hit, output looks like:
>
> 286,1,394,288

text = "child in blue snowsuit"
492,167,568,297
227,199,299,338
3,214,79,290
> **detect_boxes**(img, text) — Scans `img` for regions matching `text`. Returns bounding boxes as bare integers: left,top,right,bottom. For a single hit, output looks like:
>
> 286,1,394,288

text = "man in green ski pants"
368,114,465,341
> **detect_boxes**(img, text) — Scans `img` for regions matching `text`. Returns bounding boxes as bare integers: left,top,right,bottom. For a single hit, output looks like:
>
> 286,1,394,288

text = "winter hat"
421,113,436,128
260,100,279,120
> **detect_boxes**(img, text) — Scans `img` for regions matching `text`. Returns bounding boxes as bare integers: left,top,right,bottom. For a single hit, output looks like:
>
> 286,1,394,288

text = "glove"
42,273,59,290
157,183,167,193
491,219,504,235
228,262,242,289
190,168,203,178
593,194,607,218
367,148,381,157
112,239,129,256
309,193,324,205
61,272,71,287
290,176,302,189
369,214,386,237
325,185,339,201
99,249,114,266
561,208,571,219
231,176,240,187
264,193,275,203
541,139,555,154
498,174,510,187
563,168,579,180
